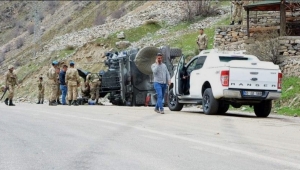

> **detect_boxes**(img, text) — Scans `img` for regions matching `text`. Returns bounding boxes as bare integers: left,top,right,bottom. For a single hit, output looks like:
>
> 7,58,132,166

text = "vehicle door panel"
174,55,185,95
190,56,207,97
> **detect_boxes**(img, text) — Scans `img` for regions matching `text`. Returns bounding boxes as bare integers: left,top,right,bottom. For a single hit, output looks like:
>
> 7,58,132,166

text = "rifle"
0,87,8,101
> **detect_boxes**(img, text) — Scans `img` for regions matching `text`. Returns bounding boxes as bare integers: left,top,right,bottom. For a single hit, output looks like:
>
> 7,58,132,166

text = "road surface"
0,103,299,170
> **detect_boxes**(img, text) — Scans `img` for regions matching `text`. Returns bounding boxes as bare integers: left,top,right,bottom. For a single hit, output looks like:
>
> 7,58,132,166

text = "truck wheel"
202,88,219,115
217,102,229,114
254,100,272,117
168,88,183,111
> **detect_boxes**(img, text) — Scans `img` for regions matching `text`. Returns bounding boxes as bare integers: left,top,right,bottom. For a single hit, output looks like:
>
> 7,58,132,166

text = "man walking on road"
37,76,45,104
59,64,68,105
151,53,171,114
65,61,80,106
196,28,208,53
47,60,59,106
4,65,18,106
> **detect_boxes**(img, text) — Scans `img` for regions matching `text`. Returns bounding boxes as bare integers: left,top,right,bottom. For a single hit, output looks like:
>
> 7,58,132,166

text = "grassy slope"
95,22,162,49
274,77,300,116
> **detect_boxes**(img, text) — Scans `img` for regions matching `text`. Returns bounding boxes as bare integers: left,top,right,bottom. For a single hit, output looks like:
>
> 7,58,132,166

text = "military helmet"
8,65,14,70
70,61,75,65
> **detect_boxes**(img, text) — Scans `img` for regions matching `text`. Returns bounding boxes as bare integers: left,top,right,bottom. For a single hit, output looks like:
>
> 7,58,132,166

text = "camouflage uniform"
230,0,244,25
37,78,45,104
47,62,59,106
65,63,80,106
4,65,18,106
86,73,101,103
196,33,208,53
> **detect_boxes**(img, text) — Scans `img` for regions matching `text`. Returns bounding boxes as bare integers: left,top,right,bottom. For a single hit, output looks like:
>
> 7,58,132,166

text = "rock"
116,41,131,48
117,31,125,39
220,32,227,36
294,114,298,117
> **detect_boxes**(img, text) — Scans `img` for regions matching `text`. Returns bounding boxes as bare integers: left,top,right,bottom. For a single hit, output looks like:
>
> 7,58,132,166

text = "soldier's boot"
238,20,242,25
57,99,62,105
37,100,40,104
49,100,57,106
41,100,44,104
72,100,79,106
9,100,15,106
4,98,8,105
230,21,234,25
68,100,72,106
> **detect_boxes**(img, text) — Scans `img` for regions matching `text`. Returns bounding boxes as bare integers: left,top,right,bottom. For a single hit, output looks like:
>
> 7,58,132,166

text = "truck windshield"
219,56,249,62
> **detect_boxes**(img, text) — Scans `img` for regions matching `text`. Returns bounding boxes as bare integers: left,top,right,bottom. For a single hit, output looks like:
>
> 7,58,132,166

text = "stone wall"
242,11,300,25
214,24,279,49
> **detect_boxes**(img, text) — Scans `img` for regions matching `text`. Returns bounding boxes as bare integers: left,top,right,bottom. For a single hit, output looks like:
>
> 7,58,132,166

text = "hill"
0,1,230,103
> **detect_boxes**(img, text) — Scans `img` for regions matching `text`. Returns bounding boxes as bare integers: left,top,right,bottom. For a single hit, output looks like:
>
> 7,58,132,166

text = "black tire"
202,88,219,115
170,48,182,58
254,100,272,117
168,88,183,111
217,102,229,114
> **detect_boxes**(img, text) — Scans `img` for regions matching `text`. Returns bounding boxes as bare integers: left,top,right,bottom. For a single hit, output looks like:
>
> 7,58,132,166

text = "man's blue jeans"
60,85,67,105
154,82,167,111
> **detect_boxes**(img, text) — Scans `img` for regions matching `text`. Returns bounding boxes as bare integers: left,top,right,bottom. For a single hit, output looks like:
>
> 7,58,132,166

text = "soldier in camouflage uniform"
65,61,81,106
47,60,59,106
230,0,244,25
86,72,101,104
55,67,62,105
196,28,208,53
37,76,45,104
4,65,18,106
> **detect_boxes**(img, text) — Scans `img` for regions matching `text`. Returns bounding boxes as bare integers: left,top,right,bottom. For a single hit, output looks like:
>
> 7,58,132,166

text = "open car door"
174,55,185,95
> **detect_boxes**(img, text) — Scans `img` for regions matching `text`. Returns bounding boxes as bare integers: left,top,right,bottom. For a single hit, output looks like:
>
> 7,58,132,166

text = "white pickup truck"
168,49,282,117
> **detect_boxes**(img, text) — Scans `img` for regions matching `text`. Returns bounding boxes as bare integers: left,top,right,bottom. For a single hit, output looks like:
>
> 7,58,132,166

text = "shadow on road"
180,110,285,120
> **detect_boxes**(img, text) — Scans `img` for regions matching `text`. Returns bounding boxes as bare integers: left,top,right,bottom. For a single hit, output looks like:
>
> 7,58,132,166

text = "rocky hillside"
0,1,230,103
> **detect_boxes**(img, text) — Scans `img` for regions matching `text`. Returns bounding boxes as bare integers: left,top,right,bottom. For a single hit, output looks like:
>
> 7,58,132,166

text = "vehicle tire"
217,102,229,114
254,100,272,117
202,88,219,115
168,88,183,111
170,48,182,58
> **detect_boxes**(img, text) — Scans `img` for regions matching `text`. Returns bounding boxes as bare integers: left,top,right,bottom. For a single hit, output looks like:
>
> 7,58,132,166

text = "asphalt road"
0,103,300,170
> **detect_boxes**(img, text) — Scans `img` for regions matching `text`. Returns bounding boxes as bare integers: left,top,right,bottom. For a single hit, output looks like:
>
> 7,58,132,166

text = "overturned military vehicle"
78,46,182,106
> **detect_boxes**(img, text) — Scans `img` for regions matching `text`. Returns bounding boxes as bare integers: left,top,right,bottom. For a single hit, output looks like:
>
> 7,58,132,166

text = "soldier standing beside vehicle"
151,53,171,114
230,0,244,25
65,61,80,106
37,76,45,104
86,72,101,105
47,60,59,106
4,65,18,106
196,28,208,53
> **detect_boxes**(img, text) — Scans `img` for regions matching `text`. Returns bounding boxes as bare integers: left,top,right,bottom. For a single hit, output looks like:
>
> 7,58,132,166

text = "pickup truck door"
189,56,207,97
174,55,185,95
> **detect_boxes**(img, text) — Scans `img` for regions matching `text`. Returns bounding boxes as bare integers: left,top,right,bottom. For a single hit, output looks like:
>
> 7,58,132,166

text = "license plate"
243,91,262,96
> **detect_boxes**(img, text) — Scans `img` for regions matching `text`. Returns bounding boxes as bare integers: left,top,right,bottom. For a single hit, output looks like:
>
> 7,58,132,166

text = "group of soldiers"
1,60,101,106
46,60,102,106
